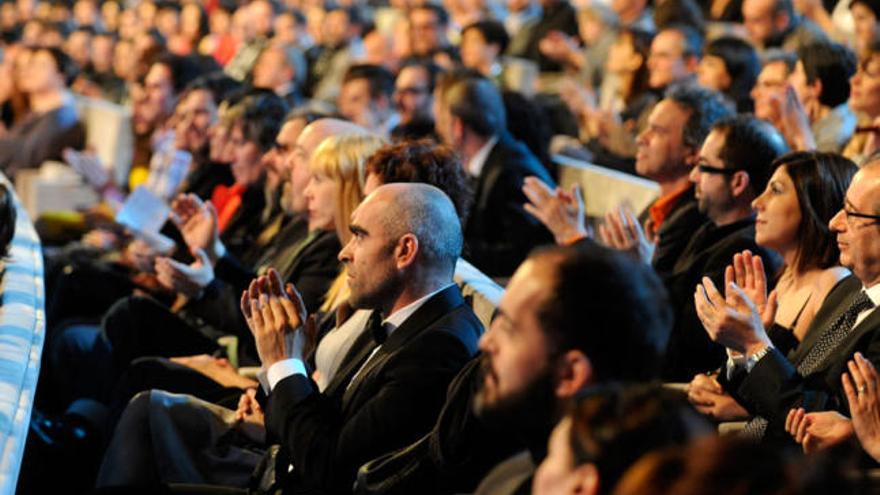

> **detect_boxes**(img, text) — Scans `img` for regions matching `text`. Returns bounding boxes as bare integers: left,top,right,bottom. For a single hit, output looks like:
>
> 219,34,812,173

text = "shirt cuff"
725,349,747,381
266,358,308,391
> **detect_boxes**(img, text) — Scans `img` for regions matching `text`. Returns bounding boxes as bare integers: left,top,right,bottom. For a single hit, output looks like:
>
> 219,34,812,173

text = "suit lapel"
340,286,465,407
474,139,505,215
323,312,380,399
791,276,859,365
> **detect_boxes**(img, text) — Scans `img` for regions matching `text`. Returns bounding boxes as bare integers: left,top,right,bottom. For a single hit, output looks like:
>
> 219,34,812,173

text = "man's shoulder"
488,135,552,183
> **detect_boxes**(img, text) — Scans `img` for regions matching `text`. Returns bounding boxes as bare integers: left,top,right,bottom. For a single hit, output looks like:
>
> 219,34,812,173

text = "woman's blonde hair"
310,132,387,312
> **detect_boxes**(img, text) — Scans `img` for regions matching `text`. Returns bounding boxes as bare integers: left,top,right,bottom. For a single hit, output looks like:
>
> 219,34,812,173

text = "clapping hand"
171,194,223,263
842,352,880,461
234,388,266,443
694,269,772,355
598,204,655,264
240,268,308,368
770,84,817,151
727,250,778,329
522,177,588,245
785,408,853,454
154,248,214,298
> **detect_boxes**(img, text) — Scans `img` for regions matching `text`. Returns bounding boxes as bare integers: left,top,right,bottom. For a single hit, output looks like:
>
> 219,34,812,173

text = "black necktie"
367,310,387,345
799,290,874,375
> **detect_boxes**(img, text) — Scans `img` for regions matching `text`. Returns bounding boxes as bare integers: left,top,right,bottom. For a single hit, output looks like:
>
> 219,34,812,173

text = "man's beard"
472,356,559,454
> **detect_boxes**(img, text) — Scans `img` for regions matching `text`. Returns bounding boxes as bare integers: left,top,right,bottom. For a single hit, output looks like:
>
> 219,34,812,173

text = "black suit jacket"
648,188,706,277
265,285,483,494
732,275,880,443
661,218,782,380
465,133,555,277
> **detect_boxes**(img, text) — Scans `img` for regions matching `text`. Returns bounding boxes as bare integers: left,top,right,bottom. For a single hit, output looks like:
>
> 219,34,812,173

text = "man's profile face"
338,191,402,310
635,100,692,182
647,30,691,89
689,128,736,223
277,119,308,214
829,168,880,286
475,258,556,419
432,89,456,147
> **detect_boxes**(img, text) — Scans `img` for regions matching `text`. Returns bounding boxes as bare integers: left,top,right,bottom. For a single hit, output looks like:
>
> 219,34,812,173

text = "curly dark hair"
233,92,289,151
364,139,472,227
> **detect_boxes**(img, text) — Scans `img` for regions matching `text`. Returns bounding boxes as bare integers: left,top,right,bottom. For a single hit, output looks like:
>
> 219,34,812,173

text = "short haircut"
769,151,857,273
154,53,208,94
410,3,449,26
34,46,78,86
796,41,857,108
233,92,289,151
712,114,789,195
568,385,711,492
462,19,510,53
184,72,243,104
761,48,797,74
364,139,472,224
663,24,704,59
439,72,507,138
534,243,673,382
772,0,796,19
653,0,705,33
704,36,760,110
343,64,395,101
381,183,463,274
398,57,442,93
664,84,734,150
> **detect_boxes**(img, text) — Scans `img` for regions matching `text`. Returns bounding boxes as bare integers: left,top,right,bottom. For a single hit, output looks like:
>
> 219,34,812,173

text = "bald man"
97,184,483,491
702,160,880,445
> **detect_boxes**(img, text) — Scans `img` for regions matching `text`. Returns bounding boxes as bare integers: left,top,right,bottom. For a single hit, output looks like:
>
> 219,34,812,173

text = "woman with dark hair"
698,36,760,113
688,151,857,421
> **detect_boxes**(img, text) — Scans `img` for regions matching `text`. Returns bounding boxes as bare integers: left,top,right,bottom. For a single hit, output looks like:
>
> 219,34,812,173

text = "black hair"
462,19,510,53
704,36,760,112
796,40,857,108
713,114,789,195
665,84,734,150
534,243,673,382
342,64,395,100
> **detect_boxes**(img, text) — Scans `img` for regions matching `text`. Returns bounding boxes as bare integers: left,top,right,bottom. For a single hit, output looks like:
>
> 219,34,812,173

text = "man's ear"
572,463,600,495
394,233,420,270
555,350,592,399
730,170,751,198
683,147,700,168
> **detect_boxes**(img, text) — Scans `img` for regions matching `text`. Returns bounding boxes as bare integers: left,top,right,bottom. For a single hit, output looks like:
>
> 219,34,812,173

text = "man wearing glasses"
390,59,439,141
656,113,787,380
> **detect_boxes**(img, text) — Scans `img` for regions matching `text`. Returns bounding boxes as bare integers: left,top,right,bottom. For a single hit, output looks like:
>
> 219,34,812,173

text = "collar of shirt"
467,135,499,178
381,283,456,336
648,182,691,230
862,283,880,307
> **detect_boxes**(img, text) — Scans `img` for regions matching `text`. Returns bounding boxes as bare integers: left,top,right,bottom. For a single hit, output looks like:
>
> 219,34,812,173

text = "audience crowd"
9,0,880,492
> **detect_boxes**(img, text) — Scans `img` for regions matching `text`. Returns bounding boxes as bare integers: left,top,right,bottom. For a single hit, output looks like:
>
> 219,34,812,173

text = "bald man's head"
368,183,463,273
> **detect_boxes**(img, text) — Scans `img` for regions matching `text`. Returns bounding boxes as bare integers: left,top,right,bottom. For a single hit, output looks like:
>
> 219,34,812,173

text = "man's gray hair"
381,183,463,273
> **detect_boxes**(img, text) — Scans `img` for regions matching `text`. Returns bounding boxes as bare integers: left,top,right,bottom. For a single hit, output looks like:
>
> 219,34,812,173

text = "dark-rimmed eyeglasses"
843,209,880,225
697,164,743,175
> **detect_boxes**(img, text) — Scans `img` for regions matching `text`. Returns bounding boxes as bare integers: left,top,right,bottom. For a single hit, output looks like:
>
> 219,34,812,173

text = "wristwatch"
745,345,773,373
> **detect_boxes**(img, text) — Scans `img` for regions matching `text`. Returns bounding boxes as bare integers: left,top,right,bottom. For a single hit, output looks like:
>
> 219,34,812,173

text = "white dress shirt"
264,283,456,392
466,135,499,179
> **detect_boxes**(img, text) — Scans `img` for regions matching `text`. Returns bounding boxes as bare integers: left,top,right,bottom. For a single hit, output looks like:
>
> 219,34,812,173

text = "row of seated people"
25,68,880,495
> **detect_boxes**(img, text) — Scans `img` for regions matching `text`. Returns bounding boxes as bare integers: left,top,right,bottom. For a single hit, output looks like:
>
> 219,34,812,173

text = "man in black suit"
244,182,482,494
434,71,555,277
699,160,880,444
